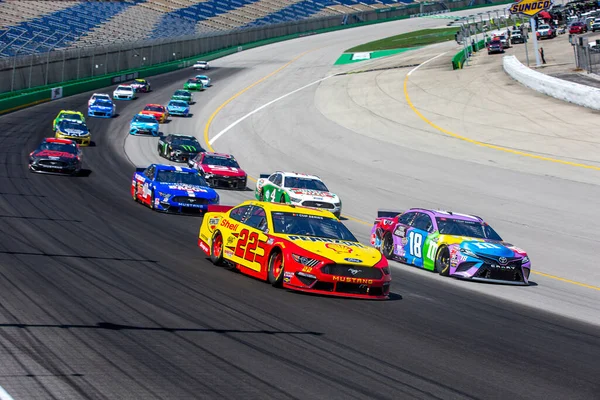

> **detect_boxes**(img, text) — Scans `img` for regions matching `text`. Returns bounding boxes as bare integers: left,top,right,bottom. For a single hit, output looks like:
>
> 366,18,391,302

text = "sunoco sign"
508,0,554,17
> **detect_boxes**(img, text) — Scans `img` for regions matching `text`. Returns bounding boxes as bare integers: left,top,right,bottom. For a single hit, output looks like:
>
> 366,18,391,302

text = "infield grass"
346,28,459,52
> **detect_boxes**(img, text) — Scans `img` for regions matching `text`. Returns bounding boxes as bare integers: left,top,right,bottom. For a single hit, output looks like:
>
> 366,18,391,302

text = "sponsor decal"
291,189,334,198
200,234,208,241
287,236,365,248
301,267,313,273
325,243,353,254
383,220,394,226
209,217,220,226
220,219,239,231
508,0,553,16
266,238,274,245
345,258,362,263
51,87,63,100
224,249,234,257
332,276,373,284
498,257,508,265
167,184,207,192
226,236,236,245
283,277,291,283
401,237,408,245
347,268,361,275
284,272,294,278
154,198,159,207
199,240,209,253
394,226,406,237
370,234,376,246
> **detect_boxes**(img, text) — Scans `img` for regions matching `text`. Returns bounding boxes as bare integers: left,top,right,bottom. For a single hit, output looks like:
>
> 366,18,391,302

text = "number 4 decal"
408,231,423,258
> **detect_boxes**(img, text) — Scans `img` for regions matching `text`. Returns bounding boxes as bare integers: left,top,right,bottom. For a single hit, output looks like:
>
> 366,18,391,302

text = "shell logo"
325,243,353,254
508,0,553,17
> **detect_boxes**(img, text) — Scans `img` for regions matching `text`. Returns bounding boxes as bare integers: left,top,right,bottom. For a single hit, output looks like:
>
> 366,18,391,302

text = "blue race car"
129,113,159,136
87,98,116,118
131,164,219,214
166,100,190,117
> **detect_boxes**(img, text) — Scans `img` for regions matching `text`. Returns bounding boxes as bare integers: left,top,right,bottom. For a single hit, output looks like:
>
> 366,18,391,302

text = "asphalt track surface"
0,8,599,399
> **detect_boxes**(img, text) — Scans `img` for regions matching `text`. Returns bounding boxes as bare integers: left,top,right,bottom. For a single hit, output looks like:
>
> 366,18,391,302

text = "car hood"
167,104,188,110
141,110,164,116
33,150,76,159
90,104,113,109
202,164,245,177
155,182,216,198
461,240,525,259
286,188,339,201
172,144,201,153
59,128,89,136
131,121,158,127
278,235,383,266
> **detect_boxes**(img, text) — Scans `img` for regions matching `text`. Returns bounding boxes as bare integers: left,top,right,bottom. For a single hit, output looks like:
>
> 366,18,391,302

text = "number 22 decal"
235,228,260,262
408,231,423,258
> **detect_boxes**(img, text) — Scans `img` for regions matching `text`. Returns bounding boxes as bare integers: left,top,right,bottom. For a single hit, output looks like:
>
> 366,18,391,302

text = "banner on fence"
51,87,63,100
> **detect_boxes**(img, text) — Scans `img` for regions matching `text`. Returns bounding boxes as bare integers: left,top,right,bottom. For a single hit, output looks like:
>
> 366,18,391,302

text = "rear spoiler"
259,174,270,179
377,209,403,218
206,205,234,213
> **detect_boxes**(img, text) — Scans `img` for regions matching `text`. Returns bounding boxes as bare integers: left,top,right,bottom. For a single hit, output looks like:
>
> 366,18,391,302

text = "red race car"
140,104,169,123
188,152,247,189
569,22,588,34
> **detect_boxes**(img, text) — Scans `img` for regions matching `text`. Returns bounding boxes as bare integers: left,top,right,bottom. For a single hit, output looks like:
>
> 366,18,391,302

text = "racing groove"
0,28,599,400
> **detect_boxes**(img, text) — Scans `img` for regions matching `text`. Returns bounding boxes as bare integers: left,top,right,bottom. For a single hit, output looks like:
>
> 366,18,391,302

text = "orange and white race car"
198,200,391,299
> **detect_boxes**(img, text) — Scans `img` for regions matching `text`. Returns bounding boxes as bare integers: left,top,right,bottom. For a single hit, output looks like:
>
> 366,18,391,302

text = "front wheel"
267,251,284,287
435,246,451,277
210,232,224,266
382,232,394,260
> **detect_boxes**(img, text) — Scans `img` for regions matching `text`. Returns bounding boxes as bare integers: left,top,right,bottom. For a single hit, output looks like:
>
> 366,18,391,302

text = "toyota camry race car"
166,100,190,117
255,171,342,218
184,78,204,91
198,201,391,299
113,85,136,100
188,152,247,189
130,78,151,92
88,93,111,106
140,104,168,123
131,164,219,213
171,89,193,104
195,75,211,87
87,98,116,118
158,134,204,163
53,110,85,131
193,60,210,70
129,113,159,136
55,119,91,146
29,138,82,175
371,208,531,285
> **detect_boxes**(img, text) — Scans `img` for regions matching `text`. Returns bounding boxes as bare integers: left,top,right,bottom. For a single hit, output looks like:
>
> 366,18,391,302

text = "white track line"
209,75,335,146
0,386,15,400
407,52,448,76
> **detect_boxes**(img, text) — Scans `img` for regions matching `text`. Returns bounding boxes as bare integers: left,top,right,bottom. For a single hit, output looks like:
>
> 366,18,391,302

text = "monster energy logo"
181,145,196,152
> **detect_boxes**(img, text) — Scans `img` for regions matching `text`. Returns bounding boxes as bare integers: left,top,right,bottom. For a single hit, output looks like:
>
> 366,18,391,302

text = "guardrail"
452,38,489,69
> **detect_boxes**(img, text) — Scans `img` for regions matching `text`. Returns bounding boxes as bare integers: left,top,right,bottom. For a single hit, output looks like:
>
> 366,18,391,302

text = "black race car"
29,138,82,175
157,134,205,163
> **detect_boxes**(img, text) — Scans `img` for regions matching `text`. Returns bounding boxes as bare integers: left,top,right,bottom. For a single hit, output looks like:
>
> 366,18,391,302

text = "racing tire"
258,190,264,201
267,250,285,287
149,192,155,210
435,246,451,277
210,231,224,266
132,185,138,202
382,232,394,260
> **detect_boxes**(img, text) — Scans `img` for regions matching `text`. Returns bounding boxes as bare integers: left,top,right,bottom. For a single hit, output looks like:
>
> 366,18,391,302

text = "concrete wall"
503,55,600,111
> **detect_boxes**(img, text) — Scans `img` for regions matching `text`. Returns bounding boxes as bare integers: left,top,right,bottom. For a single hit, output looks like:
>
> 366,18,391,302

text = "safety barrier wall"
503,55,600,110
0,0,509,114
452,37,492,69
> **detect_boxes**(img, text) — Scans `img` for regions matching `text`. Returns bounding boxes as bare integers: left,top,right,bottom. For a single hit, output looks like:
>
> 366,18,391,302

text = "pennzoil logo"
508,0,553,17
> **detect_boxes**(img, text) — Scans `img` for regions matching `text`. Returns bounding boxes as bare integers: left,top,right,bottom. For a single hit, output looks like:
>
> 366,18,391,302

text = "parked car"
487,39,504,54
536,24,556,39
569,21,588,34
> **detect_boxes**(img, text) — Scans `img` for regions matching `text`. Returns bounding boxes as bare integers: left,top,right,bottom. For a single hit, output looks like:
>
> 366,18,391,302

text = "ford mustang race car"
53,110,85,131
198,201,391,299
166,100,190,117
195,75,211,87
113,84,136,100
256,171,342,218
188,152,247,189
130,78,151,92
193,60,210,70
158,133,204,163
171,89,193,104
129,113,159,136
371,208,531,285
88,93,111,106
87,98,116,118
184,78,204,91
140,104,168,123
131,164,219,213
55,119,91,146
29,138,82,175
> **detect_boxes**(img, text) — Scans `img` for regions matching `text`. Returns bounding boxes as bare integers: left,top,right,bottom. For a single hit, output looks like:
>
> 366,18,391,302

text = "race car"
193,60,210,70
53,110,85,131
157,133,204,163
88,93,111,106
113,84,136,100
140,104,169,123
188,152,247,189
198,200,391,299
195,75,211,87
166,100,190,117
131,164,219,213
29,137,82,175
371,208,531,285
130,78,151,92
171,89,193,104
183,78,204,91
87,98,116,118
55,119,91,146
129,113,159,136
255,171,342,218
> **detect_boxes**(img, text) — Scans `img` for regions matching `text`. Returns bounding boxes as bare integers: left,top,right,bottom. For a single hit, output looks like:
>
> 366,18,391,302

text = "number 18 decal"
408,231,423,258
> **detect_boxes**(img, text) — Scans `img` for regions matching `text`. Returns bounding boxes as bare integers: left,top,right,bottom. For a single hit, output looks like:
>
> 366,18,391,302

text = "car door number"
143,183,150,198
408,231,423,258
235,228,260,262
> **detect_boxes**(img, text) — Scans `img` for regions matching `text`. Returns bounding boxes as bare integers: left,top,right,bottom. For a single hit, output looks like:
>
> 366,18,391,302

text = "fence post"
44,49,51,85
61,49,66,83
10,52,17,92
117,49,121,72
76,47,81,79
28,53,34,88
91,52,95,76
105,48,108,75
150,44,153,64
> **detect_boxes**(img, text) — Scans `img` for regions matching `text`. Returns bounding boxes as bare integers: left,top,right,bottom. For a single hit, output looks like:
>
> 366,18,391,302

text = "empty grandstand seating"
0,0,423,57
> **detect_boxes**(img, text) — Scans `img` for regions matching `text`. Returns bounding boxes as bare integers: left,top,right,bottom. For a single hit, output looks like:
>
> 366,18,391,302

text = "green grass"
346,28,459,52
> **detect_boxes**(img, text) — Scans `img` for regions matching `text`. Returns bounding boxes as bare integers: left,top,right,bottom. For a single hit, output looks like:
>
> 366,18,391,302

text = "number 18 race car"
198,201,391,299
371,208,531,285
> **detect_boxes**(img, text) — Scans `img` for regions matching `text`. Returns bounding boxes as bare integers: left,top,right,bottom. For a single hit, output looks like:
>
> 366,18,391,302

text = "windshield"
573,22,584,26
187,79,197,83
93,95,110,100
39,142,78,154
284,177,328,191
538,25,550,29
169,101,188,107
145,106,163,112
60,113,82,121
94,100,112,107
174,90,189,96
271,212,357,241
172,137,199,147
117,86,132,91
155,170,207,185
60,121,87,131
196,75,207,79
203,156,239,167
436,218,503,240
134,115,157,123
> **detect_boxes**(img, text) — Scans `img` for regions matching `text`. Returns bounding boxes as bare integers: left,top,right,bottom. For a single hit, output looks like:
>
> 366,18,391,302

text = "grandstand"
0,0,421,57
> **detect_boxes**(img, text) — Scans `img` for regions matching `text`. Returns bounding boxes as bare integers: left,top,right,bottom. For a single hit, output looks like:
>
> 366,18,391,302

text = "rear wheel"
132,185,138,202
258,189,264,201
267,251,284,287
435,246,451,277
210,232,224,266
149,192,155,210
382,232,394,260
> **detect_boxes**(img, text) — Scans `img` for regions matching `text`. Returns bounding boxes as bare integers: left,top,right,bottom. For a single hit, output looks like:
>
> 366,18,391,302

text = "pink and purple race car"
371,208,531,285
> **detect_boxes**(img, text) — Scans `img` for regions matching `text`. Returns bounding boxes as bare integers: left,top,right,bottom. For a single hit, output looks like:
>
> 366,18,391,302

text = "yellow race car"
54,118,91,146
198,200,392,299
